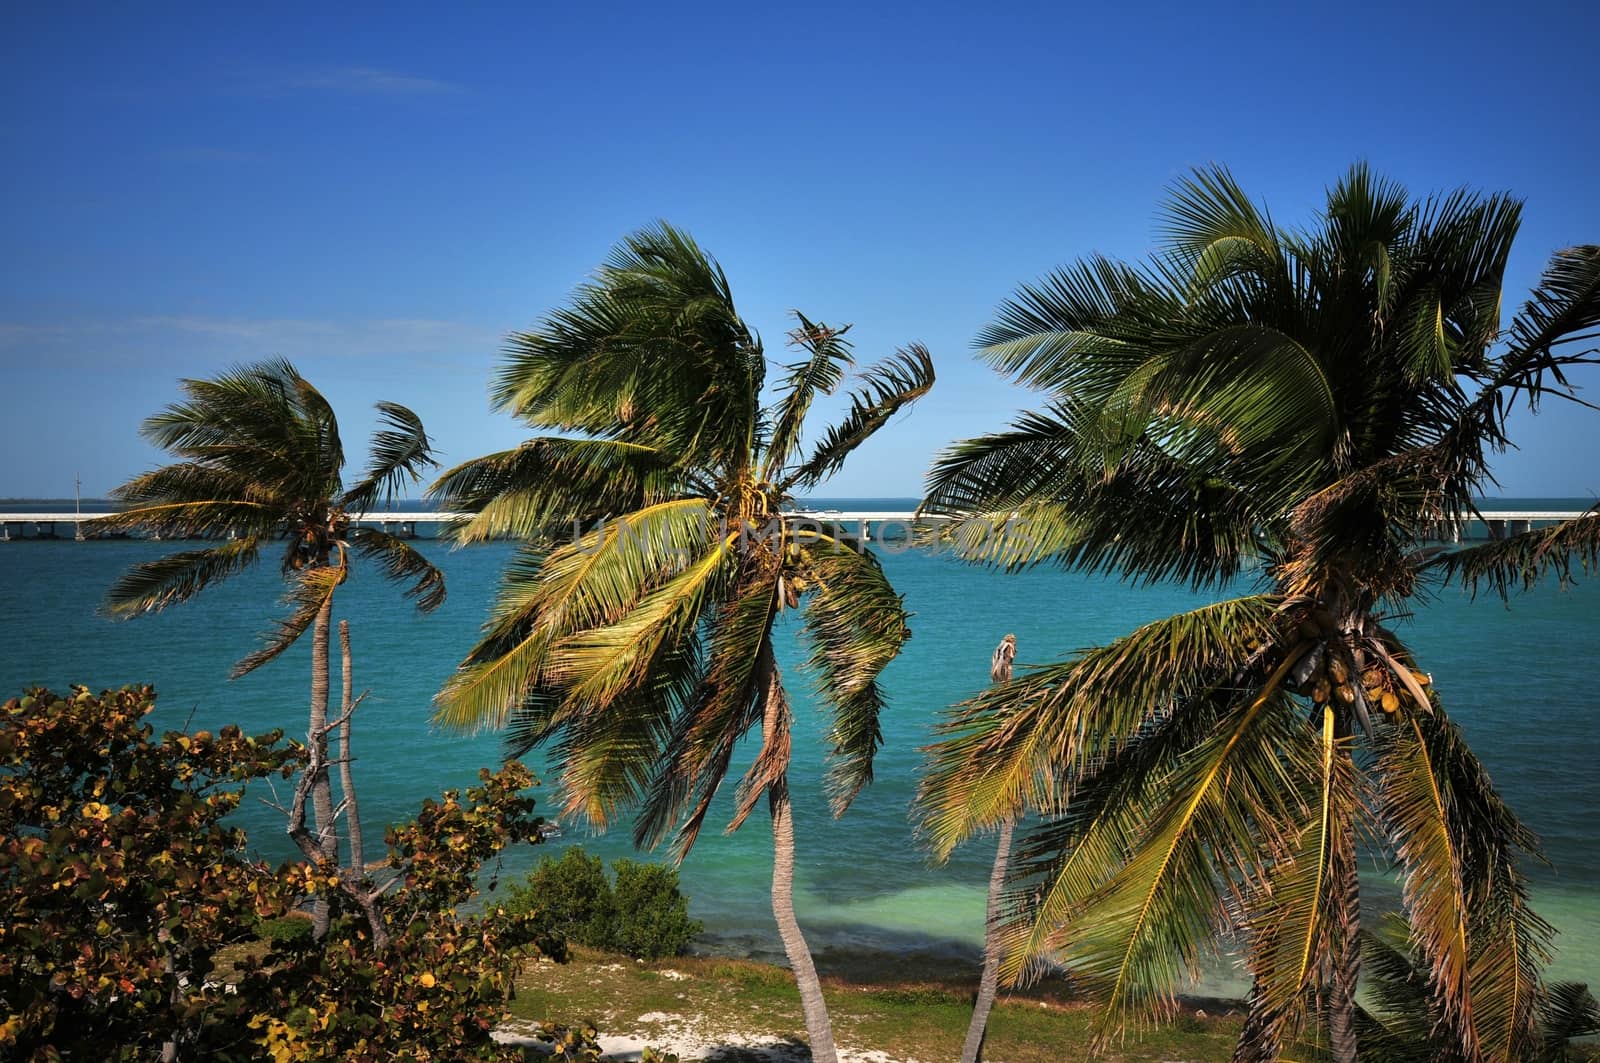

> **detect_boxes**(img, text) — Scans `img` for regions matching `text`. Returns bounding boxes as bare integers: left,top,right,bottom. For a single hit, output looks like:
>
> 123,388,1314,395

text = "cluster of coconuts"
288,525,336,571
1286,608,1429,719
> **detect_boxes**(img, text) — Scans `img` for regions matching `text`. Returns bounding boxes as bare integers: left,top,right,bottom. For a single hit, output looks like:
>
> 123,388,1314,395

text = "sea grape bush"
505,847,702,961
232,764,568,1061
0,686,298,1058
0,686,592,1061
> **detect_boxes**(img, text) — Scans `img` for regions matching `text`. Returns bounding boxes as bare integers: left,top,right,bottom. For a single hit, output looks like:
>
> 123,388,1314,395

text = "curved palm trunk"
961,633,1019,1063
961,816,1014,1063
1328,722,1360,1063
308,594,337,938
338,619,364,874
762,649,838,1063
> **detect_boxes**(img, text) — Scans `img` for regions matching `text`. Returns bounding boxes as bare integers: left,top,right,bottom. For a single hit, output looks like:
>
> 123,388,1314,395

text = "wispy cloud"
0,314,500,360
273,66,461,97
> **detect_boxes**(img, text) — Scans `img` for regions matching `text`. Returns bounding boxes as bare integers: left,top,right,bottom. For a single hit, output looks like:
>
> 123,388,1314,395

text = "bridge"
0,509,1587,542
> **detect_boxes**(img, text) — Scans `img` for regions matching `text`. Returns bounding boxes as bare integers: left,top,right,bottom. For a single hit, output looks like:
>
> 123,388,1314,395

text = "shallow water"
2,506,1596,990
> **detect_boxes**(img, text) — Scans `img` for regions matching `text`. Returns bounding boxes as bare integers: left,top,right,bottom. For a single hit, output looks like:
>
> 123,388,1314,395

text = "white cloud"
274,66,461,97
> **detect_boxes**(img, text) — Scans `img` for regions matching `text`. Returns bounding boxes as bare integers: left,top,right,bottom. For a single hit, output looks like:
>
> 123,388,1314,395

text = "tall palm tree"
430,223,933,1063
941,633,1018,1063
93,360,445,933
918,166,1600,1062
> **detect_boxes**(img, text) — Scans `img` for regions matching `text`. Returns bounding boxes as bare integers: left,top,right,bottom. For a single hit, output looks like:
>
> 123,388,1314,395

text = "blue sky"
2,0,1596,499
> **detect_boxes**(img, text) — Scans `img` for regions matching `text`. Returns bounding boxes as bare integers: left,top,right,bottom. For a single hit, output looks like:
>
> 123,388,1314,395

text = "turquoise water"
2,505,1597,989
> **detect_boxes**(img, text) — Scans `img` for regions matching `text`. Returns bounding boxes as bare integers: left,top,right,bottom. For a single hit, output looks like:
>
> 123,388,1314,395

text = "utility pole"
74,474,85,541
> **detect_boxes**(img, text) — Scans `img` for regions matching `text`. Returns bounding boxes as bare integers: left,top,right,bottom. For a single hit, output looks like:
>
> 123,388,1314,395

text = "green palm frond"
232,561,346,678
974,256,1150,392
796,536,910,814
1159,164,1283,291
341,401,437,514
1431,508,1600,599
87,499,279,540
105,460,279,509
762,313,854,480
781,343,934,491
430,437,679,544
1003,655,1312,1038
1497,246,1600,400
918,594,1281,860
289,374,345,493
636,572,781,859
995,689,1232,988
549,536,736,705
1235,706,1360,1051
922,401,1271,586
348,526,447,612
526,637,706,828
102,537,262,616
434,499,717,732
492,222,764,471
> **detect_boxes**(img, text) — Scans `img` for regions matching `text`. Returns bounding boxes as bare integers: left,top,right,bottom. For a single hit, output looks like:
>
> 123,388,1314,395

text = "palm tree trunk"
961,633,1019,1063
762,648,838,1063
1328,727,1360,1063
338,619,363,874
961,816,1014,1063
308,594,337,938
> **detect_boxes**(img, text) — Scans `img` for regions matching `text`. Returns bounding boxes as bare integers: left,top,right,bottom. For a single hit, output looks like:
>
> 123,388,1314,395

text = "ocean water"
2,499,1596,990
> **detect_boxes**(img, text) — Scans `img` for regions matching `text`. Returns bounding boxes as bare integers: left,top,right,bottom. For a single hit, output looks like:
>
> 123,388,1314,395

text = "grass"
507,947,1243,1061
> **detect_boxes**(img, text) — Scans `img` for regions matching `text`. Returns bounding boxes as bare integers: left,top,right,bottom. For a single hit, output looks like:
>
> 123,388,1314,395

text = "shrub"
611,859,702,961
0,685,567,1061
505,848,701,960
0,686,299,1059
256,914,316,948
506,846,618,950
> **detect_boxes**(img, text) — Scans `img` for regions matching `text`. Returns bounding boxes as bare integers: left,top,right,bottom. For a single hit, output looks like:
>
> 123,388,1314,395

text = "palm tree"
430,223,933,1063
93,360,445,933
918,166,1600,1061
1278,913,1600,1063
940,633,1018,1063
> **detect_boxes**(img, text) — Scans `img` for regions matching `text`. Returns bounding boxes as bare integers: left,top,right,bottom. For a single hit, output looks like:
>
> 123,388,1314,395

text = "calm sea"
2,498,1596,989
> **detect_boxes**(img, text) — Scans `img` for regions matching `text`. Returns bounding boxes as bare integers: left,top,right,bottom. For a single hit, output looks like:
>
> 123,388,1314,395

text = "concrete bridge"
0,509,1588,543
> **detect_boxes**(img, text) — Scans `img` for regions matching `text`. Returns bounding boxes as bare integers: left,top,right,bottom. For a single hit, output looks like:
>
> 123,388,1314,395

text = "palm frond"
1371,686,1548,1062
999,651,1312,1038
921,401,1271,587
780,343,934,491
519,636,705,829
348,526,446,612
491,222,764,472
1539,981,1600,1058
1430,508,1600,599
1159,164,1283,291
1235,706,1360,1051
341,401,437,514
762,313,854,480
101,537,262,616
232,561,345,678
429,437,679,544
547,537,736,707
973,255,1150,392
917,594,1281,860
635,571,780,860
87,499,280,540
1499,244,1600,407
433,499,716,732
796,535,909,814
